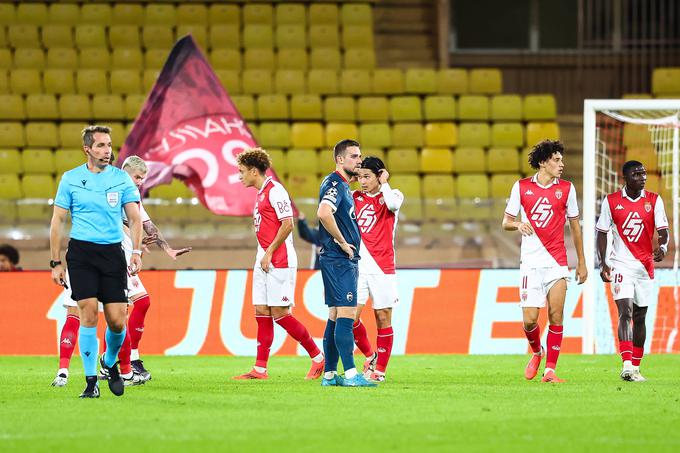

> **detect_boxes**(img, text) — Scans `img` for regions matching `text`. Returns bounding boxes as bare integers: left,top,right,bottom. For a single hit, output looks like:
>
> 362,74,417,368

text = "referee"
50,125,143,398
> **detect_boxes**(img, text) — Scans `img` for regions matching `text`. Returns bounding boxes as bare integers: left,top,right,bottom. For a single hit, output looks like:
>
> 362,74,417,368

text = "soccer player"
596,160,669,381
318,139,376,387
351,157,403,382
0,244,21,271
502,140,587,383
50,125,143,398
233,148,325,380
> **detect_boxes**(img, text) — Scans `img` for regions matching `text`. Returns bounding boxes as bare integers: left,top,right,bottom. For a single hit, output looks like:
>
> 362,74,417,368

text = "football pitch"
1,355,679,452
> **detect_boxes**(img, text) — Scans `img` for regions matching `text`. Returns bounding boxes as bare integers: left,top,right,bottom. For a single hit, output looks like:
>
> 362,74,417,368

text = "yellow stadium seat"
622,93,653,99
176,25,208,49
422,174,456,220
487,147,519,173
520,147,533,175
257,95,289,120
59,94,91,120
0,173,22,199
437,69,467,95
214,70,240,94
81,5,113,26
526,122,560,146
48,4,80,25
309,25,339,48
9,69,41,95
258,122,291,148
405,69,436,94
358,96,389,122
110,70,141,95
286,174,319,200
392,123,424,148
145,4,177,26
142,26,174,50
325,122,359,146
491,123,524,147
151,178,192,199
457,174,489,198
275,70,306,95
291,95,323,120
145,49,169,70
75,25,107,48
275,3,305,25
276,25,306,49
0,3,15,25
387,148,419,174
291,123,325,148
341,3,372,26
652,68,680,95
125,95,145,120
372,69,404,95
243,4,273,25
209,25,240,49
112,3,144,26
109,25,141,48
308,69,339,95
8,25,40,47
177,4,207,25
267,149,287,175
622,123,652,148
458,95,489,121
16,3,47,24
0,72,7,94
25,122,58,148
243,24,274,48
244,49,275,71
0,95,25,119
324,97,356,121
41,25,73,48
469,68,502,95
92,94,125,120
309,4,338,25
208,3,239,25
458,123,490,147
342,25,374,49
389,174,422,219
340,70,371,95
143,69,160,92
21,148,55,174
13,48,45,70
46,48,78,69
58,123,87,149
360,148,385,162
490,173,520,198
455,147,486,173
287,149,319,174
44,69,75,95
523,95,557,120
210,49,241,70
112,48,143,70
317,149,338,175
420,147,454,173
491,95,522,121
79,48,111,70
390,96,422,122
25,94,58,119
311,48,342,70
344,49,376,70
76,69,108,95
624,147,658,172
276,49,308,71
424,96,456,121
424,123,457,147
359,123,391,148
231,95,256,120
242,70,273,95
0,49,10,68
0,148,21,173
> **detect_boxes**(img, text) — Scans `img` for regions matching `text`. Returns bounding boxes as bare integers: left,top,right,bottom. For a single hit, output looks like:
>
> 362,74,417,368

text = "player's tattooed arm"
142,221,192,260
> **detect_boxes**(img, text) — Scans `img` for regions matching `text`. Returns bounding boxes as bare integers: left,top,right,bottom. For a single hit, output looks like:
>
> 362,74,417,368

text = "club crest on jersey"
346,292,354,302
379,196,385,205
106,191,119,207
554,188,563,199
645,202,652,213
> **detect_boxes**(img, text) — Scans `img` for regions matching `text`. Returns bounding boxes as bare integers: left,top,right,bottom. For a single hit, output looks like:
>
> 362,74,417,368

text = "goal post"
583,99,680,354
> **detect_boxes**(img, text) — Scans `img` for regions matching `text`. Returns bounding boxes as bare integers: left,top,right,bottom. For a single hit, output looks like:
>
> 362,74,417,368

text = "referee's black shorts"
66,238,127,303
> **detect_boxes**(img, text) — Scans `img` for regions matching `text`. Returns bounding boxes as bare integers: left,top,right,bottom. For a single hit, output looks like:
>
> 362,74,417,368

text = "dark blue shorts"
319,255,358,307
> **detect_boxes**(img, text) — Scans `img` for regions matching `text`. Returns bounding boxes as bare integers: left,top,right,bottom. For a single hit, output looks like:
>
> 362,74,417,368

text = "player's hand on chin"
576,263,588,284
599,263,612,282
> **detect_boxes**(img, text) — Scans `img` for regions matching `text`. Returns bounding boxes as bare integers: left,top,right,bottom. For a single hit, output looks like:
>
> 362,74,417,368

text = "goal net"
583,99,680,354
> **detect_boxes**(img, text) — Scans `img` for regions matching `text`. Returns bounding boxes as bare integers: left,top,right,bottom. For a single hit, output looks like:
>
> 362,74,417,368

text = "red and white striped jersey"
254,177,296,268
353,183,404,274
505,175,579,268
596,188,668,279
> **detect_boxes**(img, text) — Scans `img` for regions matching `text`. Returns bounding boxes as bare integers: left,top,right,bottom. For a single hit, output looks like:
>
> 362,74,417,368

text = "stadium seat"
110,70,142,95
0,174,22,199
469,69,502,94
44,69,75,95
143,69,160,92
342,25,374,49
25,122,59,148
389,174,422,219
241,70,273,95
275,3,306,25
457,174,490,198
112,48,143,70
41,25,74,49
177,4,208,25
21,148,55,174
526,122,560,146
151,178,193,199
387,148,420,174
424,123,458,147
244,49,275,71
424,96,456,121
291,122,325,148
258,122,291,148
112,3,144,26
437,69,468,95
0,3,15,25
46,48,78,69
359,123,391,148
0,49,10,68
325,122,359,146
243,24,274,49
243,4,274,25
59,94,91,120
210,49,241,70
317,149,339,175
340,70,371,95
390,96,422,122
215,70,240,95
622,93,653,99
287,149,319,175
487,148,520,173
344,49,376,70
0,149,22,174
358,96,389,122
309,4,339,26
145,4,177,26
455,147,486,173
276,49,308,71
0,95,25,119
372,69,404,95
47,3,78,25
58,123,87,149
276,25,306,49
231,95,256,120
458,122,491,147
392,123,424,148
310,48,342,70
458,95,490,121
267,149,287,175
145,49,169,70
176,25,208,49
16,3,47,24
209,25,240,49
523,95,557,121
652,68,680,95
9,69,41,95
520,147,533,175
124,95,145,120
290,95,323,120
422,174,456,220
142,26,174,49
420,147,454,174
79,48,111,70
13,48,46,70
624,147,658,172
309,25,340,48
622,123,652,148
286,174,319,203
405,69,437,94
109,25,141,48
274,70,306,95
491,95,523,121
0,71,8,94
257,95,289,120
308,69,339,95
8,25,40,47
341,3,372,26
74,25,107,48
25,94,58,119
324,97,356,121
491,123,524,147
490,173,520,198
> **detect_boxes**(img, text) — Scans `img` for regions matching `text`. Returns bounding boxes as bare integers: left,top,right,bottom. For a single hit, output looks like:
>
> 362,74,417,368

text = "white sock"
130,349,140,361
58,367,69,377
253,366,266,373
623,360,633,369
312,353,324,363
324,371,336,379
544,367,554,376
345,368,358,379
121,371,133,379
633,365,640,371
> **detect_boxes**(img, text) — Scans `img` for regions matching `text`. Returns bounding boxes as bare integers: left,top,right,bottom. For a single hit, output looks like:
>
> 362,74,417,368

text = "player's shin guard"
334,317,356,373
79,326,98,376
128,295,150,350
118,329,132,375
103,327,126,368
255,315,274,368
619,340,633,363
523,325,542,354
352,320,373,357
545,325,563,370
376,326,393,373
59,314,80,369
275,314,321,358
632,346,644,367
323,319,339,372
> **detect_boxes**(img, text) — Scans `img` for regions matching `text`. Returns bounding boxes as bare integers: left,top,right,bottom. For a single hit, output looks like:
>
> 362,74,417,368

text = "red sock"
619,340,633,362
375,326,393,373
255,315,274,368
59,314,80,369
523,325,542,354
545,325,563,370
275,314,321,358
353,320,374,357
119,329,132,375
128,295,151,349
632,346,644,366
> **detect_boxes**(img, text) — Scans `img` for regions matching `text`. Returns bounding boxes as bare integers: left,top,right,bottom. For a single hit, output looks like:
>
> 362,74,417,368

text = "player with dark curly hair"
0,244,20,271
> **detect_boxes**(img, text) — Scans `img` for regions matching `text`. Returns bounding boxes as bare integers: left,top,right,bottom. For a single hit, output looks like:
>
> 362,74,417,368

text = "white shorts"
610,270,653,307
357,273,399,310
252,267,296,307
123,237,147,299
519,266,571,308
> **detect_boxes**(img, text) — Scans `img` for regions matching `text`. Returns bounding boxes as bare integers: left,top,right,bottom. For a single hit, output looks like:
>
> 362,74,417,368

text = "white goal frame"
583,99,680,354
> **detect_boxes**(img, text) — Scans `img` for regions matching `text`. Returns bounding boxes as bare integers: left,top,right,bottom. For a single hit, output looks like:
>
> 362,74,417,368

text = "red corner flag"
118,36,286,216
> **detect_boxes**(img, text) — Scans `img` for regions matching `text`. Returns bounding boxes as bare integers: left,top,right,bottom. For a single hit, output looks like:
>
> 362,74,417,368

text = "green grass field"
1,355,679,452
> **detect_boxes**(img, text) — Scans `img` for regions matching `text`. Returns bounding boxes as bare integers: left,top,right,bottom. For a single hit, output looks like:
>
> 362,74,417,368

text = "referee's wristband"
131,249,143,256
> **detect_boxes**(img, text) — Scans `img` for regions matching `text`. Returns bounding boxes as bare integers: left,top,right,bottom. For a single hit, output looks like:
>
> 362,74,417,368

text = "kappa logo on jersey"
529,197,554,228
525,190,534,195
281,296,289,303
357,204,378,233
615,204,624,210
622,211,644,242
